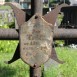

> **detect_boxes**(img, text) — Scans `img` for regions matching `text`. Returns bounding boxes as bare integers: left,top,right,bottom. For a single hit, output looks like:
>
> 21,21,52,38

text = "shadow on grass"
0,66,16,77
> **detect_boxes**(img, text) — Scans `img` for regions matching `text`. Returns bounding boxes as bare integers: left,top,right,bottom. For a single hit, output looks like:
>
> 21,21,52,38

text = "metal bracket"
51,44,64,64
5,43,20,64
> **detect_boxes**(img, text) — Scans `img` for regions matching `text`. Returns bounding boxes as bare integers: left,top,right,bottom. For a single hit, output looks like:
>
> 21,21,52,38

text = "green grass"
0,42,77,77
0,52,29,77
0,41,29,77
44,47,77,77
0,5,12,10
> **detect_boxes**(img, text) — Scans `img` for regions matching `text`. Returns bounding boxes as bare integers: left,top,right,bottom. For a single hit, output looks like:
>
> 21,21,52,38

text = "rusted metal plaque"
20,14,53,68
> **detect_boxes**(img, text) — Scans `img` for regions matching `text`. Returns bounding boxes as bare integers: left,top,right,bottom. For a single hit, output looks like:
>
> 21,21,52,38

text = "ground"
0,45,77,77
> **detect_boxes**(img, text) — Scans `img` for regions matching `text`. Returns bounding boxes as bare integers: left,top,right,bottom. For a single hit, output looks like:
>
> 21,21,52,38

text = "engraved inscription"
23,27,49,51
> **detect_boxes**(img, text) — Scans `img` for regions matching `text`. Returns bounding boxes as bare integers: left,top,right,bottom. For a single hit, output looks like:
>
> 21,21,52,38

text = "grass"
0,5,12,10
0,54,29,77
0,41,29,77
0,44,77,77
44,47,77,77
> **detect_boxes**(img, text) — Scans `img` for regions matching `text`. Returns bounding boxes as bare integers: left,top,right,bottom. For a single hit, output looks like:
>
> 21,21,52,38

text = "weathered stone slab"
0,6,14,26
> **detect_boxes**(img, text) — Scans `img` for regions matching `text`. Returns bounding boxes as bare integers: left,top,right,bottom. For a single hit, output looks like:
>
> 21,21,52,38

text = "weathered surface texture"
20,14,53,68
